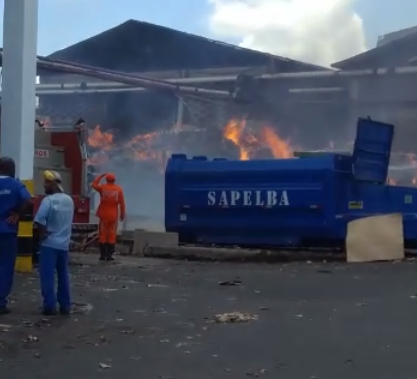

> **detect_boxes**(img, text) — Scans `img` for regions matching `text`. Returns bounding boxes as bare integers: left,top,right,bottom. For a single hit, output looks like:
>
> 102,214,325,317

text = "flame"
84,119,417,189
86,125,168,170
88,125,113,151
262,127,293,159
223,118,293,160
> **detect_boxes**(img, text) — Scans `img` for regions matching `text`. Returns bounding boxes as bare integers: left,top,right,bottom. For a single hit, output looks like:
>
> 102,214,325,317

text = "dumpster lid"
352,117,394,183
293,150,351,158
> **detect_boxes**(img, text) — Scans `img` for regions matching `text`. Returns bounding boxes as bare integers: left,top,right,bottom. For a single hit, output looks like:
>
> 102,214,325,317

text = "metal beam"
28,86,346,96
28,86,230,96
36,58,232,97
39,65,417,86
10,65,417,96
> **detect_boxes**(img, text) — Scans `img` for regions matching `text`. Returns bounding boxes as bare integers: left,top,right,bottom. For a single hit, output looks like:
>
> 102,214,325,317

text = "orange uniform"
92,173,125,259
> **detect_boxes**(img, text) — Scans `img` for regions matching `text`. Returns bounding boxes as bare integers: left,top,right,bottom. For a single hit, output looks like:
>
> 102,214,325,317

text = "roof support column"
347,79,360,138
1,0,38,179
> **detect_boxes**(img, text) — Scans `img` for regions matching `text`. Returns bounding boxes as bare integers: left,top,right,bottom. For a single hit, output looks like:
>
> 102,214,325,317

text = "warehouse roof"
47,19,327,73
377,25,417,47
332,26,417,70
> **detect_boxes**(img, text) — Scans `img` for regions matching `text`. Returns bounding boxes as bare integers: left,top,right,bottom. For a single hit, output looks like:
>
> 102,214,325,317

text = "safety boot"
106,243,115,261
99,243,106,261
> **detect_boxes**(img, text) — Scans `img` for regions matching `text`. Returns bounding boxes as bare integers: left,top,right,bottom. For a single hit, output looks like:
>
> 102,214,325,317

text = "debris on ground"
212,311,258,324
246,368,268,377
219,280,242,286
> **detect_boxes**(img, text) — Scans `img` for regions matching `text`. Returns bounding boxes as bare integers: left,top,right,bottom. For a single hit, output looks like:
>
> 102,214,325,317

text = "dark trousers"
39,245,71,311
0,233,17,308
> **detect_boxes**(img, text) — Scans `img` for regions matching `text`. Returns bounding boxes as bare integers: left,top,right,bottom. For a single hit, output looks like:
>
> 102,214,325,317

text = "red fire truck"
33,118,95,230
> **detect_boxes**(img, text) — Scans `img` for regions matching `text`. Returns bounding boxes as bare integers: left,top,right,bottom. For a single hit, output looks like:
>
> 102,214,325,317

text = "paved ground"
1,255,417,379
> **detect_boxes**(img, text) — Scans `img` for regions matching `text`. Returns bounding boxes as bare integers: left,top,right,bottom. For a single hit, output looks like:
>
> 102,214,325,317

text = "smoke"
91,160,165,232
207,0,367,67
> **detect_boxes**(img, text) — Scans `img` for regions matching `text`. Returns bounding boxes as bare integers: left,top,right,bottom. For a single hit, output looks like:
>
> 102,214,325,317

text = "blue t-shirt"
34,193,74,251
0,176,31,234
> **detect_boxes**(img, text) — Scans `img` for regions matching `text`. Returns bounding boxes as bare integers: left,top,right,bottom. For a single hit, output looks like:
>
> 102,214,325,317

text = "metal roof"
332,26,417,70
377,26,417,47
46,19,327,73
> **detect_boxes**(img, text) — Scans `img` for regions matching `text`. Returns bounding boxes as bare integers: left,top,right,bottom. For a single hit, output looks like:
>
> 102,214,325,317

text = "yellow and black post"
16,179,34,273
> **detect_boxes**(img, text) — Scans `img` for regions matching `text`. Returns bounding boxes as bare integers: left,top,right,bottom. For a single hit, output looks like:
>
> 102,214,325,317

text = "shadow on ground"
1,254,417,379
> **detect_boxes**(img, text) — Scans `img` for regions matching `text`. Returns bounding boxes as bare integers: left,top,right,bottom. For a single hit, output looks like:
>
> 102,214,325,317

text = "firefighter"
0,157,32,315
92,173,125,261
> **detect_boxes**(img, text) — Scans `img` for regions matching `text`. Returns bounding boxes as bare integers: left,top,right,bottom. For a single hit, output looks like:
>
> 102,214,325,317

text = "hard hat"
105,173,116,182
43,170,64,192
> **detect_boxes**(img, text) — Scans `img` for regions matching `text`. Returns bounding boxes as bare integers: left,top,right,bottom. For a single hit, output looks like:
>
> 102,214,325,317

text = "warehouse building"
38,20,327,142
332,26,417,153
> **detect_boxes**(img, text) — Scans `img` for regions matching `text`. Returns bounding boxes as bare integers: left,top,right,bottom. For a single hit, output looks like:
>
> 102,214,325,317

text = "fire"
85,120,417,189
88,125,113,151
223,118,293,160
262,127,293,159
86,125,167,169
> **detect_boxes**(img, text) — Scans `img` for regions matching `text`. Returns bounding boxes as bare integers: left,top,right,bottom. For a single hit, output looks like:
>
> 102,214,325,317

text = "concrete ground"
1,255,417,379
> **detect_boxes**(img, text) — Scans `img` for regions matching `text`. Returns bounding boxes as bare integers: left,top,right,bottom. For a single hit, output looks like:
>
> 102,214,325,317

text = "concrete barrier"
132,230,179,256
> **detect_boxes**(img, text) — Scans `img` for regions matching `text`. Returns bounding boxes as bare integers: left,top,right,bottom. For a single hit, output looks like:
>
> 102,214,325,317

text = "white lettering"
207,190,290,207
266,191,277,206
103,189,119,201
0,189,11,195
279,190,289,206
255,191,264,206
207,191,215,205
243,191,251,205
218,192,228,206
230,191,240,205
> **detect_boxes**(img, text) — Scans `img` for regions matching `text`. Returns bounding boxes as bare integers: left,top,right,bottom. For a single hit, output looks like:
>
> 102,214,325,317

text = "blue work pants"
38,245,71,311
0,233,18,308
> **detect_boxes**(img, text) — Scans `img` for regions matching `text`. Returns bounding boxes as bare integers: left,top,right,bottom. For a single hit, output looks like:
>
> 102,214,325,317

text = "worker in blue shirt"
0,157,32,315
34,170,74,316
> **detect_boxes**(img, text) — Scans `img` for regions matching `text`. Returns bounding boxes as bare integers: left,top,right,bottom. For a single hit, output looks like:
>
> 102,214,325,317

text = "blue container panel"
336,183,417,218
352,117,394,183
175,188,329,246
165,155,339,246
331,183,417,241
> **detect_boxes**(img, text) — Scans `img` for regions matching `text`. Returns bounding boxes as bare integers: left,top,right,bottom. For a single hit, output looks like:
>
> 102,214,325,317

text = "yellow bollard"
16,179,34,273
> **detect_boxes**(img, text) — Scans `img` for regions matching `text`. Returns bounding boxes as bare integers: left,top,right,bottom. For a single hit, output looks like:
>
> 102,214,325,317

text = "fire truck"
33,117,95,230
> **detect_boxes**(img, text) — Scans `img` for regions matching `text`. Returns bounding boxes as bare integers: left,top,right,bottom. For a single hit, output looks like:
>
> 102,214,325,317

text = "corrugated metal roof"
47,20,327,73
332,26,417,70
377,26,417,47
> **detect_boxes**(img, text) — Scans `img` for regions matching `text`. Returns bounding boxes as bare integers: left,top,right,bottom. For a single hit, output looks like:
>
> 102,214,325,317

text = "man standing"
34,170,74,316
0,157,32,315
92,173,125,261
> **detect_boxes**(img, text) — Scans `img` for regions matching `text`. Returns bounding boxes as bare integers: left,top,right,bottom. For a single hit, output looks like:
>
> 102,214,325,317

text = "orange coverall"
92,173,126,245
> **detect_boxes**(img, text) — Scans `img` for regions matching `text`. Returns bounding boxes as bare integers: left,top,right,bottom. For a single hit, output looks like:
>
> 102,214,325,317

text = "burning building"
35,19,329,226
